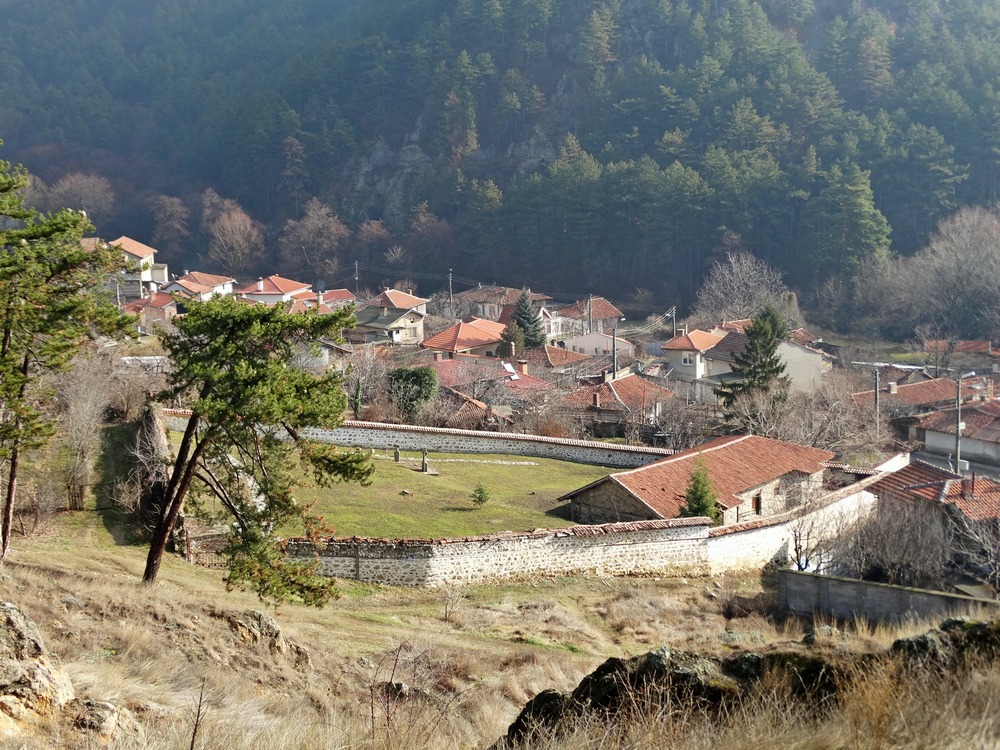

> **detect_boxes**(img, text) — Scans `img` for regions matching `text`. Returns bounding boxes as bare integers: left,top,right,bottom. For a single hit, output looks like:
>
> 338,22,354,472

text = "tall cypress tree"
511,289,546,349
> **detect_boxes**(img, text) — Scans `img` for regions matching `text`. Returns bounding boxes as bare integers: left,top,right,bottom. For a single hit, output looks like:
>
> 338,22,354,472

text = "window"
682,353,694,366
753,493,762,515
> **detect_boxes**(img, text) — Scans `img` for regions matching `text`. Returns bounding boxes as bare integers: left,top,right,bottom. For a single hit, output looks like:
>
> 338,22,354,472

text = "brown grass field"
7,496,1000,749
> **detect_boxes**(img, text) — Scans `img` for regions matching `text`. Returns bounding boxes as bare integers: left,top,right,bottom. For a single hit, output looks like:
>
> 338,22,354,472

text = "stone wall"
160,411,670,468
777,569,1000,622
281,519,710,587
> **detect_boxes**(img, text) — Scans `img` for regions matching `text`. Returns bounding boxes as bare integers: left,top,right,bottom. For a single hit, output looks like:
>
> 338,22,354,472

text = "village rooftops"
176,271,235,287
852,377,991,409
362,288,429,310
421,317,507,353
661,329,726,353
563,374,674,413
871,460,1000,522
111,235,157,260
236,274,311,296
123,291,175,312
453,285,551,306
914,401,1000,442
556,296,624,321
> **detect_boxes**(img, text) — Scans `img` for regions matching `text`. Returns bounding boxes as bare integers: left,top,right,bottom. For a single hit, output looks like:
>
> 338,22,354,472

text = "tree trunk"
1,440,20,561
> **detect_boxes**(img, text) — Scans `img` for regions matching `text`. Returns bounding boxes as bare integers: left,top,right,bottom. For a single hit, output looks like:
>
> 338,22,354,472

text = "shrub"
471,483,490,508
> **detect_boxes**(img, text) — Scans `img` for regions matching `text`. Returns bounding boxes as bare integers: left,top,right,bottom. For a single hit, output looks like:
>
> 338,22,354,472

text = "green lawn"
286,449,612,539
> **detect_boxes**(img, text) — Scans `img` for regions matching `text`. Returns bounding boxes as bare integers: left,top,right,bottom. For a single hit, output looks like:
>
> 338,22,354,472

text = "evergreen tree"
680,458,720,524
511,289,546,348
497,319,526,358
388,366,439,422
715,304,788,408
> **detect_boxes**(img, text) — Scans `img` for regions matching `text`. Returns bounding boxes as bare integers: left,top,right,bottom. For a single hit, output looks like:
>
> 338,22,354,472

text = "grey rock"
0,602,74,717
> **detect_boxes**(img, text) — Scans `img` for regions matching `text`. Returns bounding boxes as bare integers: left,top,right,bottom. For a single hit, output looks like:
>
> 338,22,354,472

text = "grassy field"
174,438,615,538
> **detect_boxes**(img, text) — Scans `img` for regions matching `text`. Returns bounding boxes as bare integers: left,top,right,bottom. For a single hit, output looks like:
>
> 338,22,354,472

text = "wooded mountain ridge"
2,0,997,319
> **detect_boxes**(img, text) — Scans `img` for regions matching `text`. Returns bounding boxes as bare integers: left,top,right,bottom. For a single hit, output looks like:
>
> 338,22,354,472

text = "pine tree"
511,289,546,349
715,304,788,408
497,319,526,358
680,458,720,524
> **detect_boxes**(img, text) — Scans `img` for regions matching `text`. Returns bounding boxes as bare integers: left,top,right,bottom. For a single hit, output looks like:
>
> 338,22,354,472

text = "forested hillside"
2,0,998,313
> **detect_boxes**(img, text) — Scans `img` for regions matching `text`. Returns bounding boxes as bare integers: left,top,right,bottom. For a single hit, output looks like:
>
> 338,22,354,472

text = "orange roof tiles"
557,297,624,321
168,278,213,297
111,235,157,259
716,319,752,333
924,340,995,355
563,374,674,413
319,289,355,303
236,275,311,296
124,291,176,312
915,402,1000,442
661,329,725,352
374,289,428,309
852,377,990,408
177,271,234,287
872,462,1000,522
454,285,551,305
575,435,834,519
421,317,506,352
545,345,592,367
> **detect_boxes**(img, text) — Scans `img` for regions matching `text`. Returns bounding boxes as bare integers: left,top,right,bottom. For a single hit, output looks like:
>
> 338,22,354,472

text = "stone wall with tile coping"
159,410,670,468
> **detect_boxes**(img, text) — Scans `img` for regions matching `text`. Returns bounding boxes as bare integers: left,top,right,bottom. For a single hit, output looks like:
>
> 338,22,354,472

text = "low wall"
705,476,881,575
160,410,670,468
777,569,1000,622
188,519,710,587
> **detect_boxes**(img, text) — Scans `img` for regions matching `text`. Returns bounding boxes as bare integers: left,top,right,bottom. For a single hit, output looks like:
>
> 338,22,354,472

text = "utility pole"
873,369,880,445
354,260,359,296
448,268,453,313
588,294,593,334
612,325,618,375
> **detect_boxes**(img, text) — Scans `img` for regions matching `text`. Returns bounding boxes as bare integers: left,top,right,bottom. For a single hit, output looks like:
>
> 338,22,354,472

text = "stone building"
562,434,835,526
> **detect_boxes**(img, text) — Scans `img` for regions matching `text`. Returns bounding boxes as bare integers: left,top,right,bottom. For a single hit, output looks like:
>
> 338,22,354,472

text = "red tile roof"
454,285,551,305
871,462,1000,522
563,374,674,413
789,327,818,346
915,402,1000,442
545,345,592,367
124,291,176,312
716,319,752,333
557,297,624,321
421,318,506,352
168,278,213,297
571,435,834,519
924,340,995,355
177,271,235,287
427,359,552,394
111,235,157,260
661,329,725,352
319,289,355,303
236,275,311,296
852,377,991,408
372,289,429,309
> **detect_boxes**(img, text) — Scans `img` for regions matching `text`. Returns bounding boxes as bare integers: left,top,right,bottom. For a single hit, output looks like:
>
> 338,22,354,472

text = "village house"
452,285,551,322
516,345,597,386
349,305,425,345
236,274,312,305
315,288,356,309
421,317,507,358
110,235,170,300
122,291,178,333
559,373,675,437
908,402,1000,466
552,296,624,336
426,356,554,418
659,329,727,381
561,434,835,526
560,331,635,359
161,271,236,301
851,376,992,418
362,288,430,315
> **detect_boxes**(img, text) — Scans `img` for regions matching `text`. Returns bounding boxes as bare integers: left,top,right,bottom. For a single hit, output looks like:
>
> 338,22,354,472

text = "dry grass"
5,508,998,749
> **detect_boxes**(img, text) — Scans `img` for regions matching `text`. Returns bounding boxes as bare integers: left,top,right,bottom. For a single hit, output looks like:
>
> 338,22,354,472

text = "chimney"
592,392,601,409
516,360,528,375
148,281,158,294
888,381,898,394
433,351,442,361
183,269,190,277
962,476,975,501
256,277,264,292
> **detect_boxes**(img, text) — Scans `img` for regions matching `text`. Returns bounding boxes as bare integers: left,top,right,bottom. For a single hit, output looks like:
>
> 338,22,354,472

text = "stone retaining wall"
777,569,1000,622
160,410,671,468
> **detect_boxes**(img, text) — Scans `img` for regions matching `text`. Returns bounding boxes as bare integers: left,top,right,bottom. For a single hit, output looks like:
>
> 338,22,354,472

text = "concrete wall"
925,430,1000,465
160,411,672,468
778,569,1000,622
778,341,831,394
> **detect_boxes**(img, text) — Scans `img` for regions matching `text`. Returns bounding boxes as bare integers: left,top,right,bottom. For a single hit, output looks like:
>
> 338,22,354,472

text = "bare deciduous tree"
693,247,797,325
55,352,114,510
149,194,191,263
43,172,116,228
278,198,349,280
207,206,264,277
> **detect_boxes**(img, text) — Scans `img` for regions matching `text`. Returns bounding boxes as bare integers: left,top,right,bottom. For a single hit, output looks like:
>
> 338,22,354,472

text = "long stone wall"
160,410,671,468
778,569,1000,622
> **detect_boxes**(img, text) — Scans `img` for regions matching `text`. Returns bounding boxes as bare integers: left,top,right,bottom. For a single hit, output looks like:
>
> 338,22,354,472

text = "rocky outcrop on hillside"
0,601,75,724
494,618,1000,749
